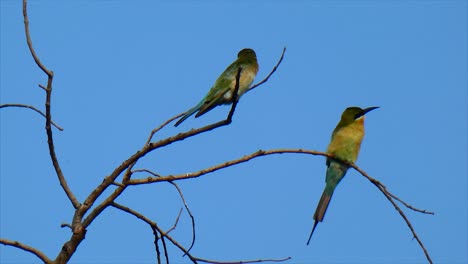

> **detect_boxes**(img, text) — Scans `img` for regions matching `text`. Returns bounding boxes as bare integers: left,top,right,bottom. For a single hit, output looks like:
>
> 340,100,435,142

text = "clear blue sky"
1,1,467,263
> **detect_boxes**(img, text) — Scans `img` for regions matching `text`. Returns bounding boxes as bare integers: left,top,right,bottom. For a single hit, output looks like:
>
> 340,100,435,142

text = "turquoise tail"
307,160,348,244
174,100,204,127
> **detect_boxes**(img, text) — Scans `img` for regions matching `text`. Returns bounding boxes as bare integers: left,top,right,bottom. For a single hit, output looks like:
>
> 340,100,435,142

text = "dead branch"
146,112,185,145
22,0,79,209
350,164,434,264
80,65,257,233
126,148,433,263
166,208,184,234
6,3,431,264
0,103,64,130
152,226,162,264
110,202,291,264
245,47,286,93
0,238,52,264
132,168,197,254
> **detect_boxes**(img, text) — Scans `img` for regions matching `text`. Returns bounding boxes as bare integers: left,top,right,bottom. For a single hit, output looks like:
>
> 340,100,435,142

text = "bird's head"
339,106,379,125
238,48,256,58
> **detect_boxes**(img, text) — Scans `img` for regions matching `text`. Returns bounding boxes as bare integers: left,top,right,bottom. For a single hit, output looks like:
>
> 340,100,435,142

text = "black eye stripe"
354,112,364,119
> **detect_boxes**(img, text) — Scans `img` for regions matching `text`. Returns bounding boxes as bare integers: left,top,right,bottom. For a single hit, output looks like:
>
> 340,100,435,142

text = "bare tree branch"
166,208,184,234
22,1,52,77
160,230,170,264
80,66,252,233
12,4,430,263
146,112,185,145
350,165,434,264
192,257,292,264
152,226,162,264
133,168,198,254
110,202,290,264
245,47,286,94
126,148,433,263
0,103,64,131
168,182,196,254
353,171,434,215
22,0,80,209
0,238,52,264
38,84,47,91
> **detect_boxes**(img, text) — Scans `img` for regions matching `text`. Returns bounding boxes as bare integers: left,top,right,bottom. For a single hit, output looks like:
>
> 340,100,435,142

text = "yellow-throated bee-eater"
307,106,379,244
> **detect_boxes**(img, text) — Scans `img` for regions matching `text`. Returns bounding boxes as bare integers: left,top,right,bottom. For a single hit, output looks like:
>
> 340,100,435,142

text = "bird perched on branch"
307,106,379,244
174,48,259,127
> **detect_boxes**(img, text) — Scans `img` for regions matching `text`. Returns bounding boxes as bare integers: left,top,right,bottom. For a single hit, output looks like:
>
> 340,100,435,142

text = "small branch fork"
110,202,291,264
132,169,197,254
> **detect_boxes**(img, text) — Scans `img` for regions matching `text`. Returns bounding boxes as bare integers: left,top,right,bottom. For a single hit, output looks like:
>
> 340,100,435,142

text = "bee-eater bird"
306,106,379,245
174,48,259,127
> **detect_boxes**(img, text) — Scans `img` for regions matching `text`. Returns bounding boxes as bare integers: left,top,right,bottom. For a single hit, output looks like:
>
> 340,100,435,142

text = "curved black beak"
363,106,379,115
356,106,379,119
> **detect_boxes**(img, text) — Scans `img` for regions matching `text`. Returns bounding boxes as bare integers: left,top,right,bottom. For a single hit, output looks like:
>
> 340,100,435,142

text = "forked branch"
110,202,291,264
22,0,79,209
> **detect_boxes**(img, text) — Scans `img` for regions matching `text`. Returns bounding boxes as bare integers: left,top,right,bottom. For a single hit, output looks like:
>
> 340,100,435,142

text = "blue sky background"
1,1,467,263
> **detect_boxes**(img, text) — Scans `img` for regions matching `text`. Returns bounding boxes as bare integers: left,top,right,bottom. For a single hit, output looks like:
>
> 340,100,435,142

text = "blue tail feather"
174,100,204,127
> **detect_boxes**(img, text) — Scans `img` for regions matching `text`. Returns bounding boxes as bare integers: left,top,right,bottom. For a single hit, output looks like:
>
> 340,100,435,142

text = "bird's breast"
223,67,257,100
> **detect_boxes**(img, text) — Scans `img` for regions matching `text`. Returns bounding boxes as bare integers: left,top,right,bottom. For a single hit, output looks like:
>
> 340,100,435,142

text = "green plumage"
174,48,259,127
307,106,378,245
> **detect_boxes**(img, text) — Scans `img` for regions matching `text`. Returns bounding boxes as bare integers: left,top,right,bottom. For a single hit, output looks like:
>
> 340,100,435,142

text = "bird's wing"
195,64,239,117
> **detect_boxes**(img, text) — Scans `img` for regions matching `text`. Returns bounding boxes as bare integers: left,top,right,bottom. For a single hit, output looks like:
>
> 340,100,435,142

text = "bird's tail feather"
306,220,319,245
174,101,204,127
306,191,333,245
314,191,332,222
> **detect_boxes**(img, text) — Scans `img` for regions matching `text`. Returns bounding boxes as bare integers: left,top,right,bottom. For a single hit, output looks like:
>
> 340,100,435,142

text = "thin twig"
245,47,286,93
133,169,162,177
166,208,183,234
350,165,434,263
168,182,196,254
38,84,47,91
192,257,292,264
110,202,290,264
372,178,432,214
352,169,433,214
152,226,162,264
146,112,185,145
0,103,64,131
60,223,72,229
22,0,52,77
132,169,197,254
110,202,193,261
160,232,170,264
388,191,434,214
0,238,52,264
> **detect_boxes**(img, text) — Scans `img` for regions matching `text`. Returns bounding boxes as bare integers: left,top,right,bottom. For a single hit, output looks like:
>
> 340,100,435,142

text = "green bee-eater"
174,48,259,127
306,106,379,245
